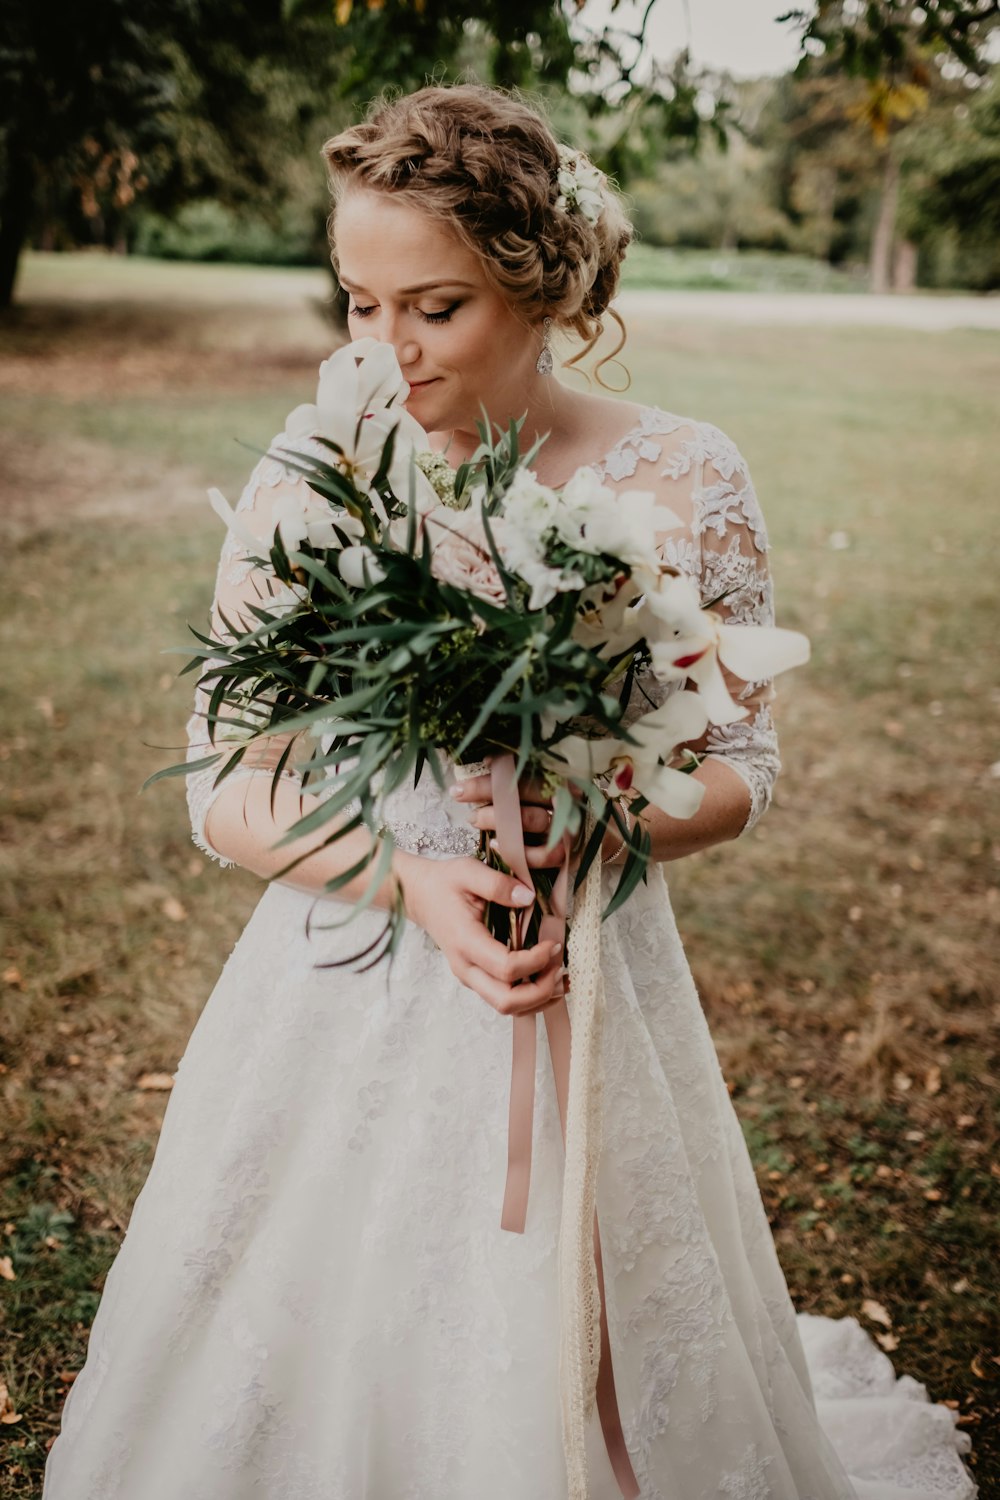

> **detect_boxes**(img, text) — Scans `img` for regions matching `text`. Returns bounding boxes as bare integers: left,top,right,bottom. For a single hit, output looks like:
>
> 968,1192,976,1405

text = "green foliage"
899,64,1000,288
133,200,320,266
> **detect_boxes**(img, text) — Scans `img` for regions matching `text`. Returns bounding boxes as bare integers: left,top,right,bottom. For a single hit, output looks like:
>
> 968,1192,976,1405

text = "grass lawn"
1,253,998,1491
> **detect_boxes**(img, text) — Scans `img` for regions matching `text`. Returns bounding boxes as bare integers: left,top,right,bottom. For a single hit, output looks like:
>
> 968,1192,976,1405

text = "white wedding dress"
43,406,978,1500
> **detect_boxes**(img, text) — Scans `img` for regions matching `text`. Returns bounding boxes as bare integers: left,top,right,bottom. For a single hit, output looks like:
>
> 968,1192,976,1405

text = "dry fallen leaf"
0,1379,21,1424
875,1332,900,1352
160,896,187,923
924,1065,942,1095
952,1278,970,1294
0,1255,15,1282
136,1073,174,1092
862,1298,892,1328
2,966,22,987
971,1354,988,1379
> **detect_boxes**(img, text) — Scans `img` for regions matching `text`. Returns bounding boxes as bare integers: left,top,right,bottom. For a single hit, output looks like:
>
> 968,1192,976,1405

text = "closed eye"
347,302,460,324
420,303,459,324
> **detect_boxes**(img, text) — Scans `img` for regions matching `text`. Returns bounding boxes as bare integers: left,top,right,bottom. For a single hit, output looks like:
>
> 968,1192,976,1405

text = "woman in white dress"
43,84,978,1500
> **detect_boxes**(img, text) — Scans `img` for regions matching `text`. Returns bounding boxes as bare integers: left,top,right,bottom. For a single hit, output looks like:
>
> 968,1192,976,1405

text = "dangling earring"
536,316,553,376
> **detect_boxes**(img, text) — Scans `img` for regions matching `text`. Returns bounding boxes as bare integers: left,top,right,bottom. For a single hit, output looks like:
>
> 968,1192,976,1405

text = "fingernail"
449,785,464,799
512,885,534,905
549,941,563,959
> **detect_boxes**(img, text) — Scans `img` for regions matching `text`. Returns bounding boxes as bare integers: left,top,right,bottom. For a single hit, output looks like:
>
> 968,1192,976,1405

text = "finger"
464,955,565,1016
523,843,568,870
463,862,536,909
462,926,562,984
472,804,550,835
516,775,551,805
449,774,491,805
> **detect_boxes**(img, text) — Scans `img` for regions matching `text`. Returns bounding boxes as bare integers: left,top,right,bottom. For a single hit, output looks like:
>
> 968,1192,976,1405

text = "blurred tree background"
1,0,998,307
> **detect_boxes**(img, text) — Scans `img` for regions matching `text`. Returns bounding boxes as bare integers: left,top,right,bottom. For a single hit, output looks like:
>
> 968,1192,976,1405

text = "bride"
43,84,977,1500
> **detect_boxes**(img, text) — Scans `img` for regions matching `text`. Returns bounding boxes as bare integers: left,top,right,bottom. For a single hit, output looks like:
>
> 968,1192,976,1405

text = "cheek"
446,312,528,380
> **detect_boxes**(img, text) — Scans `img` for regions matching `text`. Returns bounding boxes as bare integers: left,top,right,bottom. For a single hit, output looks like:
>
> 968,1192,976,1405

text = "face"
333,189,544,438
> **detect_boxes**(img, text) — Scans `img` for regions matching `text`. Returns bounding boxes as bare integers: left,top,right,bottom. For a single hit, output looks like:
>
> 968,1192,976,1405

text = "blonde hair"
321,84,632,387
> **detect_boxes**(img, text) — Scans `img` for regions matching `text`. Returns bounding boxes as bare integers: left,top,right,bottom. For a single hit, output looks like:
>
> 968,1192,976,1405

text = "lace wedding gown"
43,407,978,1500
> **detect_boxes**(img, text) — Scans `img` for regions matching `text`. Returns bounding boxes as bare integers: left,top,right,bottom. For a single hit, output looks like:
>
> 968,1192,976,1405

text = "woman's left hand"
450,771,569,870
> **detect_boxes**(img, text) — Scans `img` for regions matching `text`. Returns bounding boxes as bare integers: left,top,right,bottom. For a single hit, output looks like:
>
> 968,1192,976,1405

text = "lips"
406,378,438,392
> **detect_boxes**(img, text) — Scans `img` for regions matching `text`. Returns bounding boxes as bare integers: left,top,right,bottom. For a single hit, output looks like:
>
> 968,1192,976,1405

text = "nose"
375,311,421,372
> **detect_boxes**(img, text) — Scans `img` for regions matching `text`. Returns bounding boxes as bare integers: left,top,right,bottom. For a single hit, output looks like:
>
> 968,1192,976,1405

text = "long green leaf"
452,649,532,761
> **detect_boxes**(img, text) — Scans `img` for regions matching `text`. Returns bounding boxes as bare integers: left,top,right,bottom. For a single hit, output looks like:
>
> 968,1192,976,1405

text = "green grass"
1,256,997,1491
620,241,871,294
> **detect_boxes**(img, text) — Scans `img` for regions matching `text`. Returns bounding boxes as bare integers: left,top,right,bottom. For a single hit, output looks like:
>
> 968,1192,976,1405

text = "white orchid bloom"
208,485,363,563
544,690,709,820
346,335,412,409
208,487,265,555
269,490,363,551
572,574,645,655
315,337,410,428
284,340,430,483
639,572,810,725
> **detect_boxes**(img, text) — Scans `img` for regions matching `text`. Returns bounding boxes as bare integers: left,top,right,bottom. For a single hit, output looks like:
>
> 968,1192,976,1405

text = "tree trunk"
0,145,35,310
893,238,918,292
870,148,900,295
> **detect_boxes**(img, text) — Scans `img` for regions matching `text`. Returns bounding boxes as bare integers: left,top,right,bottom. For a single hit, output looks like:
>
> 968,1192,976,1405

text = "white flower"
572,574,645,655
502,468,562,544
638,572,811,725
269,489,363,551
284,338,431,485
544,690,709,820
338,545,386,589
208,485,364,557
558,467,683,575
555,145,605,227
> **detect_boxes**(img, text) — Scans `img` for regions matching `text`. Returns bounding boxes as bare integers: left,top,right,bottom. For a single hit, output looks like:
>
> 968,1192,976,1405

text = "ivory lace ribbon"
486,754,640,1500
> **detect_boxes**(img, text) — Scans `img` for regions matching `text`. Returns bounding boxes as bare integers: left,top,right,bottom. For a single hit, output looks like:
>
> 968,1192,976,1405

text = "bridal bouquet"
156,336,808,967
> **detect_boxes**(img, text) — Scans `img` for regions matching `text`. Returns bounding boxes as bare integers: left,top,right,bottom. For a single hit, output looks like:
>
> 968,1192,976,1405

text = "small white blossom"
415,450,459,507
555,145,605,226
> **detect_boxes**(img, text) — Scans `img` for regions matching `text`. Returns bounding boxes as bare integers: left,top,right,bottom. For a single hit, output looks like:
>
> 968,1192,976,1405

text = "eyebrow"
338,277,478,296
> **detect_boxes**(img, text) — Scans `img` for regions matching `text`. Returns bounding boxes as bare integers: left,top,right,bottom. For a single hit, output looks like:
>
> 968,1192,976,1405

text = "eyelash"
348,303,459,325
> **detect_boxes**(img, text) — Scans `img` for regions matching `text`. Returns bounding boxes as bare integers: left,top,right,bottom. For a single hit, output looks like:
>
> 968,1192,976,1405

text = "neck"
430,377,581,486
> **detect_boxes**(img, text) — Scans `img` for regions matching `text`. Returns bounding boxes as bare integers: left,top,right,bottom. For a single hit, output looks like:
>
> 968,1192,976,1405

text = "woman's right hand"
393,851,564,1017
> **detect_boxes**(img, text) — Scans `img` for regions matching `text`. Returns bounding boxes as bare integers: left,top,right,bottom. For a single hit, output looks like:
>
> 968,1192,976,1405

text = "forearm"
203,772,419,910
607,756,752,865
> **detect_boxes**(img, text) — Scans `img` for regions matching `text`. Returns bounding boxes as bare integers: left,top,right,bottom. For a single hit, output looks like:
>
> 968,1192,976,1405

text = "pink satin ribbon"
490,754,640,1500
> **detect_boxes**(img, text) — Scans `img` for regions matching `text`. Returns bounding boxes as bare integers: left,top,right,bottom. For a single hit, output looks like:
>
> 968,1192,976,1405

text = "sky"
578,0,807,80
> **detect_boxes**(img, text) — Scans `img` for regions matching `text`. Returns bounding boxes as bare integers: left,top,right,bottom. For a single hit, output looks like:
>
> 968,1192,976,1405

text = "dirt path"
16,253,1000,330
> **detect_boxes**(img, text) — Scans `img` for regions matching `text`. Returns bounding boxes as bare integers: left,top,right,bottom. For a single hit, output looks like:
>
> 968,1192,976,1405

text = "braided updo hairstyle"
321,84,633,385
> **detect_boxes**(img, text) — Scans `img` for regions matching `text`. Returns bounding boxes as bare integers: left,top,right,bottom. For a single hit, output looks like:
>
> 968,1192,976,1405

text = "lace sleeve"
596,408,782,837
662,421,781,835
184,444,314,866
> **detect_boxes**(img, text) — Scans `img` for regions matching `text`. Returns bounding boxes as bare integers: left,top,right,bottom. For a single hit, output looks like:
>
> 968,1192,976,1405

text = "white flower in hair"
555,144,604,227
